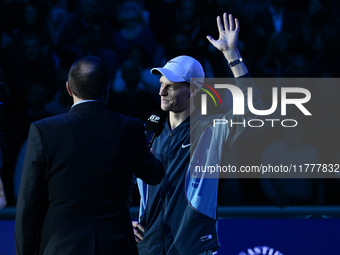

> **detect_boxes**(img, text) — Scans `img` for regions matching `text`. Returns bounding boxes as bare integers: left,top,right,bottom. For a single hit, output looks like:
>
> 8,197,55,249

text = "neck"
168,103,195,130
73,96,83,104
73,97,99,105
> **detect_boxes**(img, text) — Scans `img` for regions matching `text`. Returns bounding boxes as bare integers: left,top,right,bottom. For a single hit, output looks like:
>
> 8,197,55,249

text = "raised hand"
206,13,239,53
206,12,247,77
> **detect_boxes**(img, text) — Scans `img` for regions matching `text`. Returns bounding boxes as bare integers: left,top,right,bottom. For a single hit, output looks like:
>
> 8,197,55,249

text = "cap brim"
151,67,186,83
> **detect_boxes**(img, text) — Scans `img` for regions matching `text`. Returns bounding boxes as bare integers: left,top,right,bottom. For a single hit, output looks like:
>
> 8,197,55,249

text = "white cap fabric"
151,55,204,88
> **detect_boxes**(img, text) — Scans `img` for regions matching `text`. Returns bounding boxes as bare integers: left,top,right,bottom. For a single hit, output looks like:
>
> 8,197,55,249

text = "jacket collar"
68,100,107,112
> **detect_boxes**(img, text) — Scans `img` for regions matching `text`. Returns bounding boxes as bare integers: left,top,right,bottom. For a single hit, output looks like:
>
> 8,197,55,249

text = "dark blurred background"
0,0,340,208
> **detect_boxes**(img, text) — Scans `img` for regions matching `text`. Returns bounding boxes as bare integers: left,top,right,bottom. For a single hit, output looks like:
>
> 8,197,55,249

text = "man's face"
159,76,191,113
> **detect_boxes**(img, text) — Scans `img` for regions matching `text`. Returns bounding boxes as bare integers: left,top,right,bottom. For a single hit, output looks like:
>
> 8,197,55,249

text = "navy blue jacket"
137,74,261,254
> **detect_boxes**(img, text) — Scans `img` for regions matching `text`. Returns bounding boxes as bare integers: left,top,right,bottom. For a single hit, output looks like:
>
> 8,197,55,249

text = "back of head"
68,56,110,101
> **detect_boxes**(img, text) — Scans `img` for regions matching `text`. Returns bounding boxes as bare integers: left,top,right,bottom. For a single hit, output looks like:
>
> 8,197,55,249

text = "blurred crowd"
0,0,340,208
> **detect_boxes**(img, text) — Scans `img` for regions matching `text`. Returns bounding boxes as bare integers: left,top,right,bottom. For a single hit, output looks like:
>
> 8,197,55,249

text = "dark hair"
68,56,110,100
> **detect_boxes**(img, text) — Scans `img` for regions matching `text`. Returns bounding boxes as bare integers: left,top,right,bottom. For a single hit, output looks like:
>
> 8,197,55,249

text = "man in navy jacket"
134,13,261,255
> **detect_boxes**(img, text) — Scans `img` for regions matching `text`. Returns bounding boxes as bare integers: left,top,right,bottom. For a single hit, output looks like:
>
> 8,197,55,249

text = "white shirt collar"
71,100,99,108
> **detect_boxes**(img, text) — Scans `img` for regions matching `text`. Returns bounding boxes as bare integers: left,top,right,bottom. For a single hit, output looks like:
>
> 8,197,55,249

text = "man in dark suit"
14,56,164,255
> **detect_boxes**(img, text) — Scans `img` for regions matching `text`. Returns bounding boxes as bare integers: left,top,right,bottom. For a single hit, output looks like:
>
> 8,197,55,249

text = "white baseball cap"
151,55,204,88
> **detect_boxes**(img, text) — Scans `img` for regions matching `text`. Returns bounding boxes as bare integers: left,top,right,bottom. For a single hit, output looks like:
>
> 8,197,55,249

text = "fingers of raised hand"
217,15,224,33
218,13,239,32
228,13,234,30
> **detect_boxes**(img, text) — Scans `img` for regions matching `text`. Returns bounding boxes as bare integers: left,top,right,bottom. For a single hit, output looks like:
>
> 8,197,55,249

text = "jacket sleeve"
15,123,48,255
219,73,263,147
124,118,164,185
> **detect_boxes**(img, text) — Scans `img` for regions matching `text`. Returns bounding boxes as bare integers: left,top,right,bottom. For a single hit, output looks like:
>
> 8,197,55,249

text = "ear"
66,81,73,97
190,84,199,97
